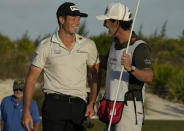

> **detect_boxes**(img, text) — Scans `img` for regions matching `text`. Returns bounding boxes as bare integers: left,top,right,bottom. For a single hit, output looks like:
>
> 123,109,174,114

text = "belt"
45,93,85,104
125,90,143,101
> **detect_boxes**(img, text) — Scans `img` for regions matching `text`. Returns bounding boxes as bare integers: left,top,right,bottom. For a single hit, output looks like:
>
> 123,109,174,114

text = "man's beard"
14,94,23,98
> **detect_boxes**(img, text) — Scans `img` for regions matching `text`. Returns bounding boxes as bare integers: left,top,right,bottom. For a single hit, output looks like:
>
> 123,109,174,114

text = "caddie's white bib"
105,40,146,101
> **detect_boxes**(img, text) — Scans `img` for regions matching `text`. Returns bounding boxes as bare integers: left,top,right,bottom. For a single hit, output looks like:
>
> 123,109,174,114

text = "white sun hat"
96,2,132,21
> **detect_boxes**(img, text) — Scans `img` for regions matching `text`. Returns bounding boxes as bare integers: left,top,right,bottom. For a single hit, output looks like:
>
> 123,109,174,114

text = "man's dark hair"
107,19,133,30
119,20,133,30
56,15,66,26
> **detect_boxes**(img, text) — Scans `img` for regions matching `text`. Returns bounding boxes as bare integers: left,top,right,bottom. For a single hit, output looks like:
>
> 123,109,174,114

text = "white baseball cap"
96,3,132,21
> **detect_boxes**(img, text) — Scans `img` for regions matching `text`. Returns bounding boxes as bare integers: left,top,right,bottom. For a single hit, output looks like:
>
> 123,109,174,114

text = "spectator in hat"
22,2,99,131
96,2,153,131
0,79,40,131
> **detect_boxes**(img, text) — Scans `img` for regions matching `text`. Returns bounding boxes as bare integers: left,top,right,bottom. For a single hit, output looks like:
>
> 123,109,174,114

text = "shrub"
0,33,35,79
151,63,180,98
90,33,112,55
168,72,184,102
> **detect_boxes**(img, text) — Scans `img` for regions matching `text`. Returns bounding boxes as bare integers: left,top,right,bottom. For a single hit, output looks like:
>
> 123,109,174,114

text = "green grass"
39,119,184,131
142,120,184,131
87,119,184,131
87,119,105,131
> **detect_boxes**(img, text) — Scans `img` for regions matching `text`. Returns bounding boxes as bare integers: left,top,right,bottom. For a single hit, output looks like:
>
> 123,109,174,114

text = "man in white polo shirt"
22,2,99,131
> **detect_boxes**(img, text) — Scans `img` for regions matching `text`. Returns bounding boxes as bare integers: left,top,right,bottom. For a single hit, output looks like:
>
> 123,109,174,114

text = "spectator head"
13,79,25,98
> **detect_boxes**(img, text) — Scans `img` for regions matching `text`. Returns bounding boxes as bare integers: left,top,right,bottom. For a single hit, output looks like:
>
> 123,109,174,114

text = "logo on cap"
104,8,108,15
70,6,79,11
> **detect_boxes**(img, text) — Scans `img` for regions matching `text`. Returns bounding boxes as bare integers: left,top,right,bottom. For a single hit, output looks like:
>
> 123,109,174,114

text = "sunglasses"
14,88,23,91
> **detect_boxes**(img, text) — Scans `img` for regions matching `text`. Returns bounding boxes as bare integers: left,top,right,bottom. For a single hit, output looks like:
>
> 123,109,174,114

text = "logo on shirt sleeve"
78,35,83,40
54,50,61,54
144,58,152,65
76,50,88,53
32,52,38,59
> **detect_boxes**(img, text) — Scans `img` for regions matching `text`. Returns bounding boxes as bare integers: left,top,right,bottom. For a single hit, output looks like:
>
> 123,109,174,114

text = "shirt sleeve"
30,101,40,124
87,40,100,66
31,39,50,69
133,43,152,69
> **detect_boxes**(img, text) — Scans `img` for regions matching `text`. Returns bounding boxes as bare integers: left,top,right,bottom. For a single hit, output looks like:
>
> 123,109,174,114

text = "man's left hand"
121,51,131,71
85,103,94,118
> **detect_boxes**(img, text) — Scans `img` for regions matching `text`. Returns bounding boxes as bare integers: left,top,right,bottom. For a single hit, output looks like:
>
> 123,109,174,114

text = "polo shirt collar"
51,31,83,46
51,31,62,44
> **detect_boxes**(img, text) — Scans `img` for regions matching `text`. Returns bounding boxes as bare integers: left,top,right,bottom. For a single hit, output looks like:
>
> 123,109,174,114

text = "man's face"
61,16,80,34
103,19,118,36
14,88,23,98
104,19,119,36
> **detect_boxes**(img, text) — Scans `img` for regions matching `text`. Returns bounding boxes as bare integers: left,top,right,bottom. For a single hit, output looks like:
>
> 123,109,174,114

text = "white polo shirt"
32,32,99,100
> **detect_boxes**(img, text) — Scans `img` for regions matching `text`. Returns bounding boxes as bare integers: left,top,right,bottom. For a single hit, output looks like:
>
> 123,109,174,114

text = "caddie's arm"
22,65,42,131
85,63,99,118
121,51,153,83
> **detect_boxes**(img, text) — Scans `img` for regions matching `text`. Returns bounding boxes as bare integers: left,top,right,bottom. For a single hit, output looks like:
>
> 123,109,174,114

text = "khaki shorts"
105,101,144,131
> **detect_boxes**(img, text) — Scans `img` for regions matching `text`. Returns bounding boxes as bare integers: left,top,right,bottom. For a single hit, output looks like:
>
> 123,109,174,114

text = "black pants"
42,94,86,131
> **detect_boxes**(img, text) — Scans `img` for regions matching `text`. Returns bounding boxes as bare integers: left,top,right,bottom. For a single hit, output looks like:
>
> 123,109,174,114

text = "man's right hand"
22,112,34,131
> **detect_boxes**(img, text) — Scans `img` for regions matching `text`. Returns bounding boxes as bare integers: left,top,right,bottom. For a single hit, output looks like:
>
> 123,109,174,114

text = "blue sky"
0,0,183,40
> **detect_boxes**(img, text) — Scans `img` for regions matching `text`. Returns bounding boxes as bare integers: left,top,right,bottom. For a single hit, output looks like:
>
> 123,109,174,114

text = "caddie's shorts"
105,101,144,131
42,93,86,131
